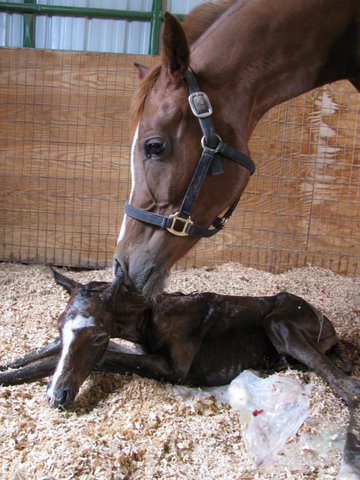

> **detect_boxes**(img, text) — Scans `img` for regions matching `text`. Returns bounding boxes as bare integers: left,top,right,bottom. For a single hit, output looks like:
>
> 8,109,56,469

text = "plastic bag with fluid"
228,370,312,465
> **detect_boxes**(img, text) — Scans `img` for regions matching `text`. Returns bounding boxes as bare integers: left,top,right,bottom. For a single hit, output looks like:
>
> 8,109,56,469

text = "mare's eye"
144,138,166,159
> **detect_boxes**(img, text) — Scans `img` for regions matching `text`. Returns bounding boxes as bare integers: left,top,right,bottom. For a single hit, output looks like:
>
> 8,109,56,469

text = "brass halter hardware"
166,212,195,236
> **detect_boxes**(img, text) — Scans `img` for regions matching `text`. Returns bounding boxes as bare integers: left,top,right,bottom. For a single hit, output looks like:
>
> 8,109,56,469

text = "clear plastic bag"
228,370,312,465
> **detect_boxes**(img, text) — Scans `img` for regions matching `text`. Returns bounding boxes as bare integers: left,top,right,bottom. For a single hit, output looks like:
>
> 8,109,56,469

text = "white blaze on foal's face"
46,314,96,405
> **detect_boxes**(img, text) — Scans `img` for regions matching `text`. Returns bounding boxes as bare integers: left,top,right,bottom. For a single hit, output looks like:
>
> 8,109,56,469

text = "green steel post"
175,14,185,22
0,1,186,52
149,0,163,55
23,0,35,48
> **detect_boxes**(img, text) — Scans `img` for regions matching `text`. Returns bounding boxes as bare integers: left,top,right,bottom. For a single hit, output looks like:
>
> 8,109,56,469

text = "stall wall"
1,48,359,274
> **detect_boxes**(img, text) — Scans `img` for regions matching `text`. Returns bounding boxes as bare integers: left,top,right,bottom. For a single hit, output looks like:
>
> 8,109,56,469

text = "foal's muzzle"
46,382,76,409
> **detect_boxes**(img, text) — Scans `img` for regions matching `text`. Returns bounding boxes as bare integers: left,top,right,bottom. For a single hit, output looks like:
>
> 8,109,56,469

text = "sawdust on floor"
0,262,359,480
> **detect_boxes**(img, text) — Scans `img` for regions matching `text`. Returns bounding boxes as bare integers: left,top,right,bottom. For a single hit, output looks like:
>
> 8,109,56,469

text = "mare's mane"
130,0,237,128
183,0,237,45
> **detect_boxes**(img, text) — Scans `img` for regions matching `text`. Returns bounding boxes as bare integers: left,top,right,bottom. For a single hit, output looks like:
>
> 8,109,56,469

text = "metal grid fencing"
0,48,359,274
180,79,360,274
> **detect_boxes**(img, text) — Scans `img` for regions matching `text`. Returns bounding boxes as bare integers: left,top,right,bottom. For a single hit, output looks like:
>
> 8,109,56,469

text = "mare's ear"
134,62,149,80
52,269,82,295
161,12,190,76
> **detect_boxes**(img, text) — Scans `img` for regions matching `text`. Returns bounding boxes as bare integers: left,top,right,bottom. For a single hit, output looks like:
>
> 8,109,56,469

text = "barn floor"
1,262,359,479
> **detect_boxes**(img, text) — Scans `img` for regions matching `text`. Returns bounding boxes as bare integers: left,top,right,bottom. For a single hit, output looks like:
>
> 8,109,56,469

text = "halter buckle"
188,92,213,118
166,212,193,236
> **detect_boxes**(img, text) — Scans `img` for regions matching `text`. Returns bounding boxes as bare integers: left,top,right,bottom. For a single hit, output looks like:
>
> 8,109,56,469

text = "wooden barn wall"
0,48,359,274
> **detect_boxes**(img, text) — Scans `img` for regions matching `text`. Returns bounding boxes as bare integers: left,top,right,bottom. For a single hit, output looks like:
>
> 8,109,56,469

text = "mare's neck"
191,0,359,147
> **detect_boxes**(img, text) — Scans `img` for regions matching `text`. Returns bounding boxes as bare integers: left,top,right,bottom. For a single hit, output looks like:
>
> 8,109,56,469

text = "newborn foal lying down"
0,270,359,476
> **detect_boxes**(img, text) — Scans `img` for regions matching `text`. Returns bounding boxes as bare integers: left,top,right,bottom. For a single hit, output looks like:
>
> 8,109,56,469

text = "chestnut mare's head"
114,0,360,298
114,7,253,298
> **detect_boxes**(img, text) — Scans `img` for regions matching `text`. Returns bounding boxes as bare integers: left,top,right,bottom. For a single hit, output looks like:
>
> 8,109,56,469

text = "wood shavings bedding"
0,262,359,479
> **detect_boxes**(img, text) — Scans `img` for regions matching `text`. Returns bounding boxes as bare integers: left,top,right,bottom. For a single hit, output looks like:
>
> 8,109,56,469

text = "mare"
0,270,359,477
113,1,360,298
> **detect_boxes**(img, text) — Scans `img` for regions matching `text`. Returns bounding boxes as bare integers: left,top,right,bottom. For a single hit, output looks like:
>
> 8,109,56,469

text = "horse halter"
124,67,255,238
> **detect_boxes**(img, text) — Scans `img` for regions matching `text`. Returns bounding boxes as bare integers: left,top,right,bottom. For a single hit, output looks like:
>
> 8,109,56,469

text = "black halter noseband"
124,67,255,238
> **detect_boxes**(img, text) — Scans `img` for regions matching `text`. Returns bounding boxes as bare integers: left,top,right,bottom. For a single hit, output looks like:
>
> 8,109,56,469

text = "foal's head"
47,271,148,408
46,271,112,408
114,10,251,298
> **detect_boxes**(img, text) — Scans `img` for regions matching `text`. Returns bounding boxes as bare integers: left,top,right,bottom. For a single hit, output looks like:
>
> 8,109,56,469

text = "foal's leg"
0,355,58,385
0,339,60,385
265,317,360,478
96,343,177,382
0,339,60,371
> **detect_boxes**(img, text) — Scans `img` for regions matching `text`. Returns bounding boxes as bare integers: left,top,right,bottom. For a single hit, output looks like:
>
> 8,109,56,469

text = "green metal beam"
0,2,153,20
23,0,35,48
0,1,186,54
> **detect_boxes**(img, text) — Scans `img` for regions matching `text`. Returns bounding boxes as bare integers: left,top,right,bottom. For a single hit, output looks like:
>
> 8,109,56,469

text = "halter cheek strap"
184,68,255,177
124,67,255,238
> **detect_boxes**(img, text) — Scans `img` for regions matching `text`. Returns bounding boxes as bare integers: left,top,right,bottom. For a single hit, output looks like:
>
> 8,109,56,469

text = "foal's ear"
134,62,149,80
161,12,190,76
52,269,82,295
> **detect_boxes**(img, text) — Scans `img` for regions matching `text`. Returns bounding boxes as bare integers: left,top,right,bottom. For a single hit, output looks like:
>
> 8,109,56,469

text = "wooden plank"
0,144,131,176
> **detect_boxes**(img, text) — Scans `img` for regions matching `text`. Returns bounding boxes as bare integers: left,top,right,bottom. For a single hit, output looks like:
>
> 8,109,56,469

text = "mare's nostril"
113,257,124,278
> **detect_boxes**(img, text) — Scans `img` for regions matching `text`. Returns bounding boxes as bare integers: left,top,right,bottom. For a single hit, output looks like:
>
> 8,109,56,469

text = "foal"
0,270,359,477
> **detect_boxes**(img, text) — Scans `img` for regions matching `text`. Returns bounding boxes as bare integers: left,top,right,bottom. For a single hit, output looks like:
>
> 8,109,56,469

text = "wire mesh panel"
0,48,157,268
0,48,359,274
180,81,360,275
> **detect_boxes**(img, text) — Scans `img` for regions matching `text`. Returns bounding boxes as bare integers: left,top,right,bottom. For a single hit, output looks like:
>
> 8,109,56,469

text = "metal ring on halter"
201,134,223,153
